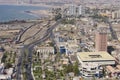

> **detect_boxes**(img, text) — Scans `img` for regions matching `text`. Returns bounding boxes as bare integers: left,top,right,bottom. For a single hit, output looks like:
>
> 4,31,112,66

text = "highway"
16,19,61,80
16,23,37,43
16,21,43,43
21,21,50,43
15,22,41,80
16,46,25,80
25,19,61,80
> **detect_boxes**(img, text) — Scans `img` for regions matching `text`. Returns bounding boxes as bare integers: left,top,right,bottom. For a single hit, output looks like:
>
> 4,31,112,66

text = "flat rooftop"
70,55,77,62
77,52,115,62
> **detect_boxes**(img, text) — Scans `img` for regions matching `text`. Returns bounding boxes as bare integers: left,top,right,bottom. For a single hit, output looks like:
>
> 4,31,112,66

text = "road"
16,21,43,43
21,21,50,44
16,23,37,43
16,19,61,80
25,19,61,80
16,46,25,80
15,22,43,80
107,21,118,40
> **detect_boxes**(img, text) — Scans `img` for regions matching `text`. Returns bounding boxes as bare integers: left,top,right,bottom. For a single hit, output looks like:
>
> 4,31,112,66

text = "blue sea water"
0,5,48,22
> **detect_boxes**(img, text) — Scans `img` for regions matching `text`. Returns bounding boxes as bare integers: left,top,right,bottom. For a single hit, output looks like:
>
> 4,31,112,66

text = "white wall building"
77,52,115,77
77,52,115,66
77,5,85,16
64,4,85,17
68,4,77,16
81,63,102,77
66,42,79,54
37,47,54,54
0,63,4,74
112,10,120,19
36,47,54,59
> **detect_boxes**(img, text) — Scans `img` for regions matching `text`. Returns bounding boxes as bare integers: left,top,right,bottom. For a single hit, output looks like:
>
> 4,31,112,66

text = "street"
15,19,62,80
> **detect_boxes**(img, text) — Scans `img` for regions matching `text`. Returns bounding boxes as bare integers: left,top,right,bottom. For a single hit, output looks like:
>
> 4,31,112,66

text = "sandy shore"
0,3,57,18
30,10,52,17
24,9,53,18
0,3,59,20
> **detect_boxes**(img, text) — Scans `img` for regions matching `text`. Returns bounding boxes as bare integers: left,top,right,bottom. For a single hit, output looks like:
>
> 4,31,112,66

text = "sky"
0,0,119,4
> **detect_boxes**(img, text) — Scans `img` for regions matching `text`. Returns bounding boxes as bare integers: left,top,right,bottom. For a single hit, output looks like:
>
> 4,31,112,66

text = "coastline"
24,10,53,18
23,11,40,18
0,9,52,23
0,4,52,23
0,3,58,22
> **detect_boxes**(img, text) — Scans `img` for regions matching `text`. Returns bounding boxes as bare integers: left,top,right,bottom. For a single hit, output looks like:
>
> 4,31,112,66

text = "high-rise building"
29,0,32,4
64,4,85,17
68,4,77,16
95,27,107,51
77,5,85,16
17,0,23,4
112,10,120,19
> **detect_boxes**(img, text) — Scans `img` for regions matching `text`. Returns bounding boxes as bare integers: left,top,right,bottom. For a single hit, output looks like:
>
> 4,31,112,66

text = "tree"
73,61,79,76
1,52,7,63
5,63,12,69
67,64,73,73
61,18,74,24
55,13,62,21
48,42,54,47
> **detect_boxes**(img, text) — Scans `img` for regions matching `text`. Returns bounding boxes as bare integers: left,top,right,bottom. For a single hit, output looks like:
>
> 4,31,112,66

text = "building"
29,0,32,4
68,4,77,16
112,10,120,19
66,41,79,54
0,63,4,74
0,47,4,63
106,65,120,77
77,52,115,77
0,75,11,80
81,62,103,77
61,58,69,65
77,52,115,66
63,4,85,17
36,47,54,54
77,5,85,16
95,27,107,51
0,67,13,80
36,47,54,59
59,46,66,54
69,54,77,64
57,41,79,54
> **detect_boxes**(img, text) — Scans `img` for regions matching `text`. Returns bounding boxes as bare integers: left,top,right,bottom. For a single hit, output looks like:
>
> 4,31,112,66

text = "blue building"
59,46,66,54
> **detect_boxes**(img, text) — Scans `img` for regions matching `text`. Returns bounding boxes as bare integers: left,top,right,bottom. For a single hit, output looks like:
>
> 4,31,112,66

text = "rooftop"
70,55,77,62
36,46,54,50
116,65,120,70
77,52,115,62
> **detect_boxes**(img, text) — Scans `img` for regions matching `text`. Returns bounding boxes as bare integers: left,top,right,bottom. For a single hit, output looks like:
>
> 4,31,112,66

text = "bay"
0,5,48,22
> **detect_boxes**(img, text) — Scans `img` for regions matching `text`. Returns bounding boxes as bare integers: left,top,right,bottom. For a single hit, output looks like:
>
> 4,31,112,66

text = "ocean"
0,5,48,22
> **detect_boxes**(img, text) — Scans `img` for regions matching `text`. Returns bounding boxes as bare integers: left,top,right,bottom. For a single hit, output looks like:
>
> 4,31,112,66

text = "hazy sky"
0,0,119,4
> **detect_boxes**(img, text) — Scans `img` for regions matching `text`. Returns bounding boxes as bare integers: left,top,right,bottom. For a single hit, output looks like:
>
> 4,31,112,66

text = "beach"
0,3,61,22
22,3,57,18
25,10,53,18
